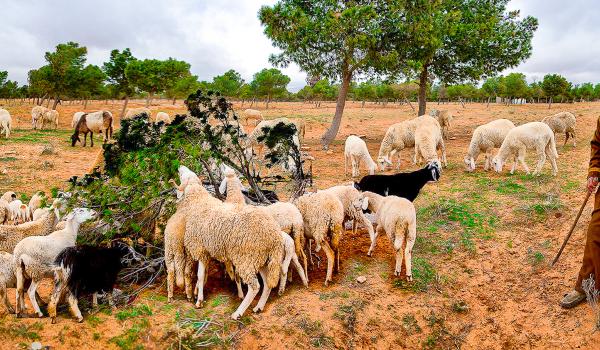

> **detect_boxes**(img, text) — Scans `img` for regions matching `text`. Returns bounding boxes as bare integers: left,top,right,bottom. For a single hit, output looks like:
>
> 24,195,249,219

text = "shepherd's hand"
588,176,599,193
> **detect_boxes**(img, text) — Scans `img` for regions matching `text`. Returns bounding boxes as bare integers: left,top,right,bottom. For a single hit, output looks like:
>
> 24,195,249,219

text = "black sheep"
48,243,133,323
353,162,441,202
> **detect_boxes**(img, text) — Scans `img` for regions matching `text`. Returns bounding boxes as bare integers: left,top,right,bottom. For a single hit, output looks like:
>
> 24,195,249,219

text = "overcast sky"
0,0,598,92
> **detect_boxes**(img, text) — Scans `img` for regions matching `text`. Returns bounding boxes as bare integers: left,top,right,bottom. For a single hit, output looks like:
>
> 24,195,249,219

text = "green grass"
110,318,149,350
115,304,153,321
394,257,437,292
401,314,422,335
0,156,16,162
296,317,333,348
527,249,546,265
518,193,563,218
6,129,72,143
0,321,44,341
210,294,228,308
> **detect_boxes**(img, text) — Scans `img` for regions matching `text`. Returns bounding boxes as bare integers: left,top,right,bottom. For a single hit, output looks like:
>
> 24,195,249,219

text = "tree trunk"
320,70,352,150
361,100,365,108
120,96,130,120
548,96,552,109
486,96,491,108
417,64,429,116
84,99,88,110
266,95,271,109
172,97,176,105
146,93,152,107
45,98,50,108
51,97,59,109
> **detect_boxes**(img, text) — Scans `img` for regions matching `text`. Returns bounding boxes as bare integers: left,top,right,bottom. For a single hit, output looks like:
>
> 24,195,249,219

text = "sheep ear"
361,197,369,211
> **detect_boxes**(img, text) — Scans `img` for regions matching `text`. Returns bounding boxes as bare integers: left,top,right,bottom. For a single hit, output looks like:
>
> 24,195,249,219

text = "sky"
0,0,599,92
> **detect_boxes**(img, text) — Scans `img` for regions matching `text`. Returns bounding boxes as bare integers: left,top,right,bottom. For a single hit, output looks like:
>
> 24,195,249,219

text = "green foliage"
115,304,153,321
110,318,149,350
211,69,245,97
250,68,290,107
125,58,191,100
503,73,529,98
394,257,436,292
542,73,571,100
102,48,137,98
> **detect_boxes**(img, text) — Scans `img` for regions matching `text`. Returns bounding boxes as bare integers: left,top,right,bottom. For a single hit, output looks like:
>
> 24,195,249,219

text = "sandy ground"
1,99,600,349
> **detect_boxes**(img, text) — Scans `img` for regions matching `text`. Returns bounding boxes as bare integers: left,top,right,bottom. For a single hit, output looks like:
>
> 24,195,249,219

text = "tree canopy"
249,68,290,108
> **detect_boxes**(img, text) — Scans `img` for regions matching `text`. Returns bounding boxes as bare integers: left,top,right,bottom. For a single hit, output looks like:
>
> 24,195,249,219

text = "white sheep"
542,111,577,146
39,109,59,130
155,111,171,124
183,182,284,319
294,192,344,286
71,111,85,128
344,135,377,177
0,200,8,225
377,118,418,171
0,252,16,313
28,192,45,219
31,106,48,129
464,119,516,172
429,109,453,140
1,191,16,203
318,185,375,254
242,109,264,126
492,121,559,176
414,115,447,167
124,107,151,120
13,208,97,318
362,191,416,279
0,108,12,138
7,200,29,224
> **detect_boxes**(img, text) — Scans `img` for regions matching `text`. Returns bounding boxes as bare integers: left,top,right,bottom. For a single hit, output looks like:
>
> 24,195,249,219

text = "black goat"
353,162,441,202
48,243,132,323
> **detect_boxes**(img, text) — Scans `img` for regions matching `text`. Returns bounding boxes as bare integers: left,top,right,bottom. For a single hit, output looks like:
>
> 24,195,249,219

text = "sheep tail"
394,220,408,251
329,218,342,249
548,133,559,159
266,243,284,289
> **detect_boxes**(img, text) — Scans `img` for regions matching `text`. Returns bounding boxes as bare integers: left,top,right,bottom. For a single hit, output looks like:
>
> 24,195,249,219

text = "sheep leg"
232,277,259,320
404,224,417,281
184,256,195,302
92,293,98,308
351,155,358,177
167,259,175,303
517,148,529,174
291,252,309,288
438,139,447,167
194,261,207,308
571,132,576,147
321,241,335,286
564,132,568,146
90,131,94,147
66,291,83,322
533,147,546,176
356,212,376,256
15,266,25,316
393,232,405,278
83,133,87,147
0,284,14,314
48,279,67,323
278,247,294,296
235,277,244,300
368,225,382,256
547,148,558,176
27,280,43,318
254,267,272,313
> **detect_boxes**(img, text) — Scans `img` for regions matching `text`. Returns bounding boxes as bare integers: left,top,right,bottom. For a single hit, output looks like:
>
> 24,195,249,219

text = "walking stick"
552,190,593,266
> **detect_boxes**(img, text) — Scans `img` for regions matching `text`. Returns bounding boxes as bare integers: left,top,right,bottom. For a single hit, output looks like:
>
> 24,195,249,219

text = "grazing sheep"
71,111,85,128
48,244,132,323
71,111,114,147
243,109,264,126
7,200,29,224
276,232,308,295
39,109,59,130
362,192,416,279
429,109,453,140
377,119,418,171
14,208,97,318
414,115,447,167
28,192,45,219
354,162,441,202
345,135,377,177
464,119,515,172
319,185,375,254
0,108,12,138
294,192,344,286
542,111,577,146
183,182,284,319
31,106,48,129
492,121,559,176
1,191,16,203
155,111,171,124
0,252,16,313
124,107,151,120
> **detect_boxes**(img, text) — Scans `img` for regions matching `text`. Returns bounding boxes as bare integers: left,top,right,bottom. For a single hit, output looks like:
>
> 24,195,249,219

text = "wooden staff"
552,190,593,266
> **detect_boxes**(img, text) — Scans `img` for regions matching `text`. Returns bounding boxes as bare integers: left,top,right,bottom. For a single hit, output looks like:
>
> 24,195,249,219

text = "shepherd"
561,117,600,308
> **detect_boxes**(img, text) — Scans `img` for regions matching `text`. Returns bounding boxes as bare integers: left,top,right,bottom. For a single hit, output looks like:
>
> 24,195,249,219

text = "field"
1,99,599,349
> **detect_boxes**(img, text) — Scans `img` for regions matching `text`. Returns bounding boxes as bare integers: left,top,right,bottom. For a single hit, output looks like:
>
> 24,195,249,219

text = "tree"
249,68,290,109
401,1,538,115
39,42,88,109
503,73,528,101
102,48,137,119
482,76,506,99
78,65,106,109
542,74,570,108
260,2,407,149
125,58,191,107
165,75,200,104
353,82,377,108
211,70,244,98
312,79,336,107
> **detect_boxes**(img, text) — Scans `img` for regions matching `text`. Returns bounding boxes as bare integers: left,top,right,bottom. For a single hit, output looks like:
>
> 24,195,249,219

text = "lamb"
492,121,559,176
220,170,246,205
0,108,12,138
242,109,264,126
542,111,577,146
183,182,284,319
155,111,171,124
31,106,48,129
71,111,85,128
318,185,375,255
124,107,151,120
377,118,418,171
414,115,447,167
0,252,16,313
48,243,132,323
71,111,114,147
362,192,416,279
464,119,516,172
277,231,308,295
1,191,16,203
353,162,441,202
28,192,45,219
429,109,453,140
344,135,377,177
293,192,344,286
7,200,29,224
14,207,97,318
39,109,59,130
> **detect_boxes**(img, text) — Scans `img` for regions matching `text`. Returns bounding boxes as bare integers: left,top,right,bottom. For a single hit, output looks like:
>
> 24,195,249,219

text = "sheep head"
463,156,476,172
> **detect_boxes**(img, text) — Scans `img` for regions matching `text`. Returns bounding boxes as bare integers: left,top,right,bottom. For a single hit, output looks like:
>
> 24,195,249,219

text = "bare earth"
0,99,599,349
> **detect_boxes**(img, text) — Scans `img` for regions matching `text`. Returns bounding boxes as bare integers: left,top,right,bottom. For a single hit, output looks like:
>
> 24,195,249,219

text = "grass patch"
394,257,437,292
0,157,16,162
115,304,153,321
210,294,228,308
402,314,422,335
110,318,149,350
297,317,333,348
527,248,545,266
495,179,526,194
0,321,43,341
517,193,563,218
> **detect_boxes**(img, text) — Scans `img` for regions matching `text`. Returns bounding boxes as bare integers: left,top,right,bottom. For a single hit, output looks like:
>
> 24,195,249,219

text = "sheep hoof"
194,301,204,309
253,306,263,313
231,312,240,320
406,275,413,282
76,317,83,323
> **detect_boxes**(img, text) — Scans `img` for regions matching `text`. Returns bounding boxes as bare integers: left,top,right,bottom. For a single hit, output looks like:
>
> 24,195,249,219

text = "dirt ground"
1,99,600,349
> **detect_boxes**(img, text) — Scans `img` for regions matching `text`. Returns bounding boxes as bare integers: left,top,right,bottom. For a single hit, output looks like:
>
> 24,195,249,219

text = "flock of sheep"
0,103,579,324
